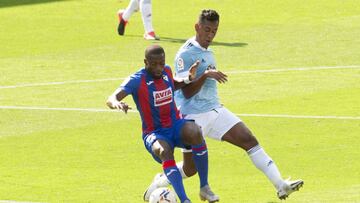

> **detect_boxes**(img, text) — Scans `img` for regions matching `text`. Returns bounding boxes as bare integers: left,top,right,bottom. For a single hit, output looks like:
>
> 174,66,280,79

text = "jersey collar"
189,36,212,51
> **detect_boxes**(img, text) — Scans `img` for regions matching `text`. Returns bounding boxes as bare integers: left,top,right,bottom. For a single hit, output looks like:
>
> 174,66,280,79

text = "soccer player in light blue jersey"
143,9,303,201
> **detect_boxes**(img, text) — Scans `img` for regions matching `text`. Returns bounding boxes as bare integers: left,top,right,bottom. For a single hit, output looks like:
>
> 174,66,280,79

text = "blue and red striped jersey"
120,65,181,135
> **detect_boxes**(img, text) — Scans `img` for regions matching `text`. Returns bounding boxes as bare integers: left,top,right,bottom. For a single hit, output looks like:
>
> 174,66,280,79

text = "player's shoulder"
163,64,173,75
176,48,192,59
164,64,171,70
175,44,195,63
133,67,145,76
177,38,203,59
126,67,146,81
178,39,198,54
175,46,198,70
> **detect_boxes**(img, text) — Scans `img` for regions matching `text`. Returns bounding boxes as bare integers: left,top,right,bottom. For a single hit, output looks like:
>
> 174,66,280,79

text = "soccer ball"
149,187,177,203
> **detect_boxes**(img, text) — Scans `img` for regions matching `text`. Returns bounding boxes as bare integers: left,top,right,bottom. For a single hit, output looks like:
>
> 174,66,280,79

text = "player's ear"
144,58,148,66
195,23,200,32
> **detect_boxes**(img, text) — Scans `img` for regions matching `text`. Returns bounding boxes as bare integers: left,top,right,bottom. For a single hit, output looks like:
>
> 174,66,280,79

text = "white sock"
139,0,154,33
122,0,139,21
248,145,284,189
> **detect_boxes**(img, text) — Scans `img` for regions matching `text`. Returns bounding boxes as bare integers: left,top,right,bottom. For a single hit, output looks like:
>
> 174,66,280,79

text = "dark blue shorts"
143,119,193,163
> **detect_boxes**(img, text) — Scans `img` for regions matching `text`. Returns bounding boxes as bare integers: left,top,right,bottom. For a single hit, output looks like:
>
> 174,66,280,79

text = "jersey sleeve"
120,73,140,94
164,65,174,81
174,51,194,78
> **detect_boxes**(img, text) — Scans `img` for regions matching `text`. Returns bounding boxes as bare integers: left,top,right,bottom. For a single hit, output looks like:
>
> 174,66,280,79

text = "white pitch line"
0,106,359,120
0,65,359,89
0,105,133,113
226,65,360,74
0,201,44,203
236,113,360,120
0,78,125,89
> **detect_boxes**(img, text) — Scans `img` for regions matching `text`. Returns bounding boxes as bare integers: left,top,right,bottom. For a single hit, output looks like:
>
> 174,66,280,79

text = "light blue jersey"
174,37,221,115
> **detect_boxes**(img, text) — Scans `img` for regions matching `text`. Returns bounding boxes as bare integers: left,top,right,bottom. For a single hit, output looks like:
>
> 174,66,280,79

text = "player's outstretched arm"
106,88,132,114
204,69,228,83
173,60,200,90
181,69,227,99
188,60,200,81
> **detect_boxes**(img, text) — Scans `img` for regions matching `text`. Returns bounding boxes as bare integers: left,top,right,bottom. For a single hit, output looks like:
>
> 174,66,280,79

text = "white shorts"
182,106,241,152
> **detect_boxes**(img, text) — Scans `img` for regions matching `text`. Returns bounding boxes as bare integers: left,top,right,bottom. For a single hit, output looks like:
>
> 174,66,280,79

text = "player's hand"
188,60,200,81
204,69,228,83
111,101,132,114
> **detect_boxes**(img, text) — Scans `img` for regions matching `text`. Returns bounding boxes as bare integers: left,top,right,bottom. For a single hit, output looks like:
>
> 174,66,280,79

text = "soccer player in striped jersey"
106,45,218,203
143,9,303,201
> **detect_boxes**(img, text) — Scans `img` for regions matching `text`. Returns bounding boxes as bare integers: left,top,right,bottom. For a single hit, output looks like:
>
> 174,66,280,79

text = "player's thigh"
180,121,203,145
173,119,201,147
222,122,259,150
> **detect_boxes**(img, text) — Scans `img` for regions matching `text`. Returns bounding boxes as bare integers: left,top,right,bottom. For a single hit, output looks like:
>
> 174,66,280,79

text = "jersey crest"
176,58,184,71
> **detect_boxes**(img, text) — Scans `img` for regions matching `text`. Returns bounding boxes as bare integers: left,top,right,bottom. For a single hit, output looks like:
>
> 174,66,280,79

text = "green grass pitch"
0,0,359,202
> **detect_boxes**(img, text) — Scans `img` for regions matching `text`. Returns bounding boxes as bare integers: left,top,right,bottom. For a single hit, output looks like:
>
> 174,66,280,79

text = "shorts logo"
145,133,156,145
177,58,184,71
153,87,173,106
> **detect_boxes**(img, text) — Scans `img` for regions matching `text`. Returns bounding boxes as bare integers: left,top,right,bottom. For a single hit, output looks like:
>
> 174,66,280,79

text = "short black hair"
145,45,165,60
199,9,220,24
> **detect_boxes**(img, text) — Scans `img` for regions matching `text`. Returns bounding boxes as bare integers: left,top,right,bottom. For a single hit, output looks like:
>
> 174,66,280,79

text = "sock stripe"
192,144,207,152
162,160,176,169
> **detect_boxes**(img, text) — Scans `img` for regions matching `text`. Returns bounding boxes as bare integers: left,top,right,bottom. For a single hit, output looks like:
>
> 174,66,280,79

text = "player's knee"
244,132,259,146
238,134,259,150
192,130,203,145
159,147,173,160
152,144,173,161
